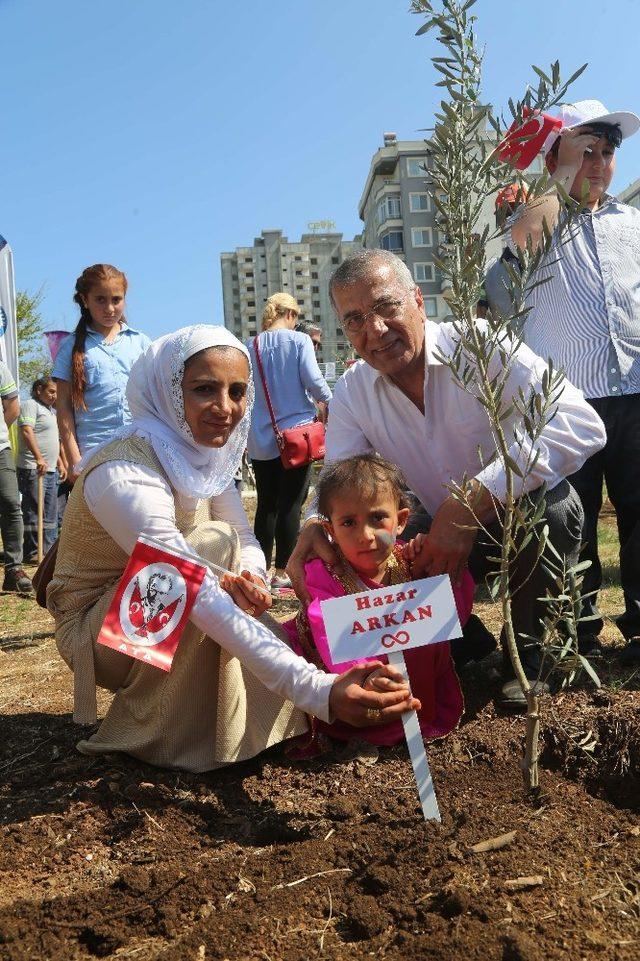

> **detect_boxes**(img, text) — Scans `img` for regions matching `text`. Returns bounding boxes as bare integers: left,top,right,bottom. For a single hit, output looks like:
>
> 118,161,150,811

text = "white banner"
0,236,19,387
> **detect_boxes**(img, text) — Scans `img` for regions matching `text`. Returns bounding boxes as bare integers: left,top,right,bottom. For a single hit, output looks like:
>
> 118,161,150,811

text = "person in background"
247,293,332,591
0,359,32,592
510,99,640,665
296,321,323,354
17,376,66,561
53,264,151,482
483,183,529,325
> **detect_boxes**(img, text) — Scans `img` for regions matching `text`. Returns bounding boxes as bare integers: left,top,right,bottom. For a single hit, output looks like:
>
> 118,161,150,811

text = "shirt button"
612,386,618,392
611,368,617,373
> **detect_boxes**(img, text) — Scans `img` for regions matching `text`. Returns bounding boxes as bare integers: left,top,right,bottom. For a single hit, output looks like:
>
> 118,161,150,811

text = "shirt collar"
86,321,139,340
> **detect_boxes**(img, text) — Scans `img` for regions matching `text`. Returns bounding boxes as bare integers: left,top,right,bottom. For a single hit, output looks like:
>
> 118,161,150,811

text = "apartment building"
358,132,542,319
221,228,361,364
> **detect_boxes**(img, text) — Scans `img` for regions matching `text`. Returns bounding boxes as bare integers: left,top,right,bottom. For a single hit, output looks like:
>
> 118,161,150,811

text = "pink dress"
283,557,473,746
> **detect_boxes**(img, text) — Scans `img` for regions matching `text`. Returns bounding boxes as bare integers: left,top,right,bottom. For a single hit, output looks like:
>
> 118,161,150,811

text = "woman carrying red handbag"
247,293,332,590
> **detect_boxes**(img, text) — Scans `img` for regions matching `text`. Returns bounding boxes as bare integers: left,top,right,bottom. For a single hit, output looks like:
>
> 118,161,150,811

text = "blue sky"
2,0,639,341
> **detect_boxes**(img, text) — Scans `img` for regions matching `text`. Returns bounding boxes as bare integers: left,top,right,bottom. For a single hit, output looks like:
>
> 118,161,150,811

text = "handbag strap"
253,335,283,444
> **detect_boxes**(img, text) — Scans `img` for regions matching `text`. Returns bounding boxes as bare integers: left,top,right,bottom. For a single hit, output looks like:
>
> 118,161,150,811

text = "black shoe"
619,639,640,667
3,568,34,594
498,677,551,712
451,614,498,669
578,635,604,656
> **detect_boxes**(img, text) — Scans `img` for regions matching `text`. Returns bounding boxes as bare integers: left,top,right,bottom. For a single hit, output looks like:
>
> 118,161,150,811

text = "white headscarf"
81,325,254,499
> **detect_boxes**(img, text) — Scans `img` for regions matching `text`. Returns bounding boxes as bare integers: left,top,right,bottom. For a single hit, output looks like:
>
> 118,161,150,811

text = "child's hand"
219,570,272,617
362,665,411,695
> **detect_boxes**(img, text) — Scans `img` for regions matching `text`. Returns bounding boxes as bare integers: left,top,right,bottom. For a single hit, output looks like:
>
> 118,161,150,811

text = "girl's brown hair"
317,454,411,519
71,264,128,410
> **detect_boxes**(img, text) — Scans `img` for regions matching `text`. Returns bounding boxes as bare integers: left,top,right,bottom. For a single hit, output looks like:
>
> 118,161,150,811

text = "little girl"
284,453,473,746
53,264,151,480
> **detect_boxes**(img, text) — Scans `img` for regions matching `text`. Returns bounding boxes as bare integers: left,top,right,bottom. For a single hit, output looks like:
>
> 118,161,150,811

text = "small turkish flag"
497,107,562,170
97,534,208,671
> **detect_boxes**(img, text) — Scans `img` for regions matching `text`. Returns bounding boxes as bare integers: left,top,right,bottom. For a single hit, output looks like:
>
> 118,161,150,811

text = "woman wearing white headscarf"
47,326,417,772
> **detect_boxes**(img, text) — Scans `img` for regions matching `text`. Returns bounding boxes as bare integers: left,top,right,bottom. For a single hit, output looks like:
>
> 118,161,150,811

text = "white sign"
320,574,462,666
320,574,462,823
324,361,336,381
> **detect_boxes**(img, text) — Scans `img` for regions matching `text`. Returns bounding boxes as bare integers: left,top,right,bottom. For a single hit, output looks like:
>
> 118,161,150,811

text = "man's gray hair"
329,249,415,308
297,321,322,336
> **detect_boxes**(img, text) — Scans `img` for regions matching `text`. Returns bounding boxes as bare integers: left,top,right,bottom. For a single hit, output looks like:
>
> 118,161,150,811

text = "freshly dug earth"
1,587,638,961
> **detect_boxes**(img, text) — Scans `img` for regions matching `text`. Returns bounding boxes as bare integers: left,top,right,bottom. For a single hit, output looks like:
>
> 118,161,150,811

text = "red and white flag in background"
97,535,208,672
497,107,563,170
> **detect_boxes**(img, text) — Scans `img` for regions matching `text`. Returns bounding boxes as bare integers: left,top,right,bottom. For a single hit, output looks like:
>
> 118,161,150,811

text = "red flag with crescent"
97,535,207,672
497,107,563,170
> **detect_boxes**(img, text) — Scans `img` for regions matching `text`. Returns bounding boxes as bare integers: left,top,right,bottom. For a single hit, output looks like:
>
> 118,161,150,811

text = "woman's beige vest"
47,436,198,722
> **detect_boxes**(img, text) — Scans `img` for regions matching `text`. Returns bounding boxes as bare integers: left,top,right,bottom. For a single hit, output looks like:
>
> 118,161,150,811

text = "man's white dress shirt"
324,319,606,516
84,462,335,721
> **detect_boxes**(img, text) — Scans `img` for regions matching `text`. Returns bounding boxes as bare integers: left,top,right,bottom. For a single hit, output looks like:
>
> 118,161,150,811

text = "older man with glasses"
287,248,606,709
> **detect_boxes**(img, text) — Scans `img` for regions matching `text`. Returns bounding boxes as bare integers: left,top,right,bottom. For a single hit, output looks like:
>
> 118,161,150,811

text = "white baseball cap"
541,99,640,156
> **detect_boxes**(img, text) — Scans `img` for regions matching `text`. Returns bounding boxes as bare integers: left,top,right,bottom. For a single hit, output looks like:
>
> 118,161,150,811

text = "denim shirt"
53,323,152,456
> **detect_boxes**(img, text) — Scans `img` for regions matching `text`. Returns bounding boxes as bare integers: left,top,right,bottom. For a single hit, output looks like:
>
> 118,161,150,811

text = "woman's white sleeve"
84,462,335,720
209,483,267,582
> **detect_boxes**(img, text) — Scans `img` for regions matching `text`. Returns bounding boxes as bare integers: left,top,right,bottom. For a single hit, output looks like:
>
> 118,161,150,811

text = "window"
232,287,239,295
331,256,339,263
424,297,438,317
244,271,253,278
409,192,430,212
248,301,255,307
311,272,318,279
312,286,319,293
375,195,401,224
247,286,255,292
407,158,427,177
248,315,256,324
310,257,317,265
295,255,302,261
380,231,404,252
244,256,252,263
414,262,435,283
411,228,433,247
313,300,320,308
295,270,303,276
296,284,304,291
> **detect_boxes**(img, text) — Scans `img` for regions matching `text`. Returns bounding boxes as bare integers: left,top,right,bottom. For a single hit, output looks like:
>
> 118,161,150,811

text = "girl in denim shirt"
54,264,151,481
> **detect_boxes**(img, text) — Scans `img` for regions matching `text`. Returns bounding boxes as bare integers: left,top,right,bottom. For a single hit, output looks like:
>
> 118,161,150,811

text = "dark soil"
1,604,639,961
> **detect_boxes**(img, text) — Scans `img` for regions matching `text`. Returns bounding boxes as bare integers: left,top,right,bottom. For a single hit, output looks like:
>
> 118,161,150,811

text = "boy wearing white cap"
511,100,640,665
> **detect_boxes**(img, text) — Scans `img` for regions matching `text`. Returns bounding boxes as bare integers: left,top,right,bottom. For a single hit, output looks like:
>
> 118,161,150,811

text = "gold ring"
366,708,382,721
246,606,257,617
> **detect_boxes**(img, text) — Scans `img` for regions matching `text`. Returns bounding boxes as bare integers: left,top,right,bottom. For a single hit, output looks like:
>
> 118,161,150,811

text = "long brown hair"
71,264,128,410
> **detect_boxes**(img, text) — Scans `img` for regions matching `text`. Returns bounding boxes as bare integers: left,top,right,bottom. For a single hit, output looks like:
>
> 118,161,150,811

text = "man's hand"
36,458,48,476
220,570,272,617
408,494,479,584
286,519,339,606
555,128,599,180
329,662,421,727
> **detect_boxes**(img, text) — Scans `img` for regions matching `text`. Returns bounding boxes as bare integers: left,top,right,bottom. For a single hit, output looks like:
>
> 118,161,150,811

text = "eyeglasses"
341,296,408,334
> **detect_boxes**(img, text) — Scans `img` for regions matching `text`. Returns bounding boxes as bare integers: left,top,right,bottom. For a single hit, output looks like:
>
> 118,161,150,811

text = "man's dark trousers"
568,394,640,641
0,447,24,572
404,480,584,676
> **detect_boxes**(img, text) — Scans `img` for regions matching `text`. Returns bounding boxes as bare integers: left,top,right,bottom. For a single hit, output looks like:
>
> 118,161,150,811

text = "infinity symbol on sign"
381,631,410,649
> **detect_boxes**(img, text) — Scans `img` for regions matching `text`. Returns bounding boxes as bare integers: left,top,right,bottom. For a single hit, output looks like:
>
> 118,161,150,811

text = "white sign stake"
320,573,461,823
387,650,441,822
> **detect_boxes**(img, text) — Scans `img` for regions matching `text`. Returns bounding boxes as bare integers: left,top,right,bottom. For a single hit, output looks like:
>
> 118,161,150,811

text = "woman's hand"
219,569,272,617
286,519,339,606
329,662,421,727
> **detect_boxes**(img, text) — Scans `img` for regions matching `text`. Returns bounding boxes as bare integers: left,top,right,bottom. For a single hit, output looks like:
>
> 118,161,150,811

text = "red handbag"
253,335,326,470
